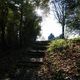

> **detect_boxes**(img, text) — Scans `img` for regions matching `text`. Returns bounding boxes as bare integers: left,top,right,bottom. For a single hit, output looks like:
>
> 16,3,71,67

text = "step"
17,62,43,68
25,53,45,58
33,41,50,45
18,57,44,63
22,57,44,62
27,50,45,57
30,45,48,51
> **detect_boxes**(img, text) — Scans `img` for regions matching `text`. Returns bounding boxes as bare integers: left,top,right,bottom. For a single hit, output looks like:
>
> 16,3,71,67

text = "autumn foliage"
43,38,80,80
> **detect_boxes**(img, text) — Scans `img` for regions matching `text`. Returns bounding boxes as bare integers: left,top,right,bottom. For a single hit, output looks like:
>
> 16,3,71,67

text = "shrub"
47,39,69,52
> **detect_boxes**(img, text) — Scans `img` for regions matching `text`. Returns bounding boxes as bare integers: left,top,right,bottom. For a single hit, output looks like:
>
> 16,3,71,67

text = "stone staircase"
15,41,49,80
27,41,49,61
18,41,49,67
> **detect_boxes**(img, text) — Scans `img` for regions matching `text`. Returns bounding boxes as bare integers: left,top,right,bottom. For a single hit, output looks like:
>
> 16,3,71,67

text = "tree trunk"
0,1,8,49
62,20,65,39
1,11,6,49
1,23,5,48
19,0,23,48
62,4,65,39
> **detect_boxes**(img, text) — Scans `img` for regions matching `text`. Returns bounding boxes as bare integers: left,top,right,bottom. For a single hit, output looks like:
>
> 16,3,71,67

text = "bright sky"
36,1,80,40
36,8,62,40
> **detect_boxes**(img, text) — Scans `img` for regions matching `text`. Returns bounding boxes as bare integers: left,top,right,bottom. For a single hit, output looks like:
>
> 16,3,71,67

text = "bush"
47,39,69,52
48,37,80,53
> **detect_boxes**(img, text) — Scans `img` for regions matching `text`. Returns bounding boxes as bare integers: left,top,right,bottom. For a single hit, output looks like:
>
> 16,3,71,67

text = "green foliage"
48,37,80,52
52,0,80,37
48,39,68,52
71,37,80,43
0,0,49,79
65,0,80,30
30,0,49,8
0,0,43,48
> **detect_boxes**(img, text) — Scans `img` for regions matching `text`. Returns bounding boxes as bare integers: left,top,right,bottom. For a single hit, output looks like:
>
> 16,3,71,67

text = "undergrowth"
45,37,80,80
47,37,80,53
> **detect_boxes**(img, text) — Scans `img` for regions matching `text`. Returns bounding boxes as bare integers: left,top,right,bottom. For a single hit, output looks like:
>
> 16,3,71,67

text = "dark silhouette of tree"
0,0,42,48
51,0,66,38
0,0,42,79
65,0,80,31
0,0,8,48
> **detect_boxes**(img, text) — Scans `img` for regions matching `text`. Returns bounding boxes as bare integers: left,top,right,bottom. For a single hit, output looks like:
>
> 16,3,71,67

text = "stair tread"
28,49,45,52
17,41,49,68
17,62,43,68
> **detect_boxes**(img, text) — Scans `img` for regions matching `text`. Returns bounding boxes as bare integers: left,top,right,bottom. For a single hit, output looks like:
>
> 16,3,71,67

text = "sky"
36,1,80,41
36,9,62,40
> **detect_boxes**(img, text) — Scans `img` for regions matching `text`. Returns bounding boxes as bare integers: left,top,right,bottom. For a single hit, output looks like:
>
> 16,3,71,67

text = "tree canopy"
0,0,44,49
65,0,80,30
51,0,80,38
0,0,50,79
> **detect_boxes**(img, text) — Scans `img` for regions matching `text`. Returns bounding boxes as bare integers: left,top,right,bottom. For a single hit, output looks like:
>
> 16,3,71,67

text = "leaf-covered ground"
38,38,80,80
